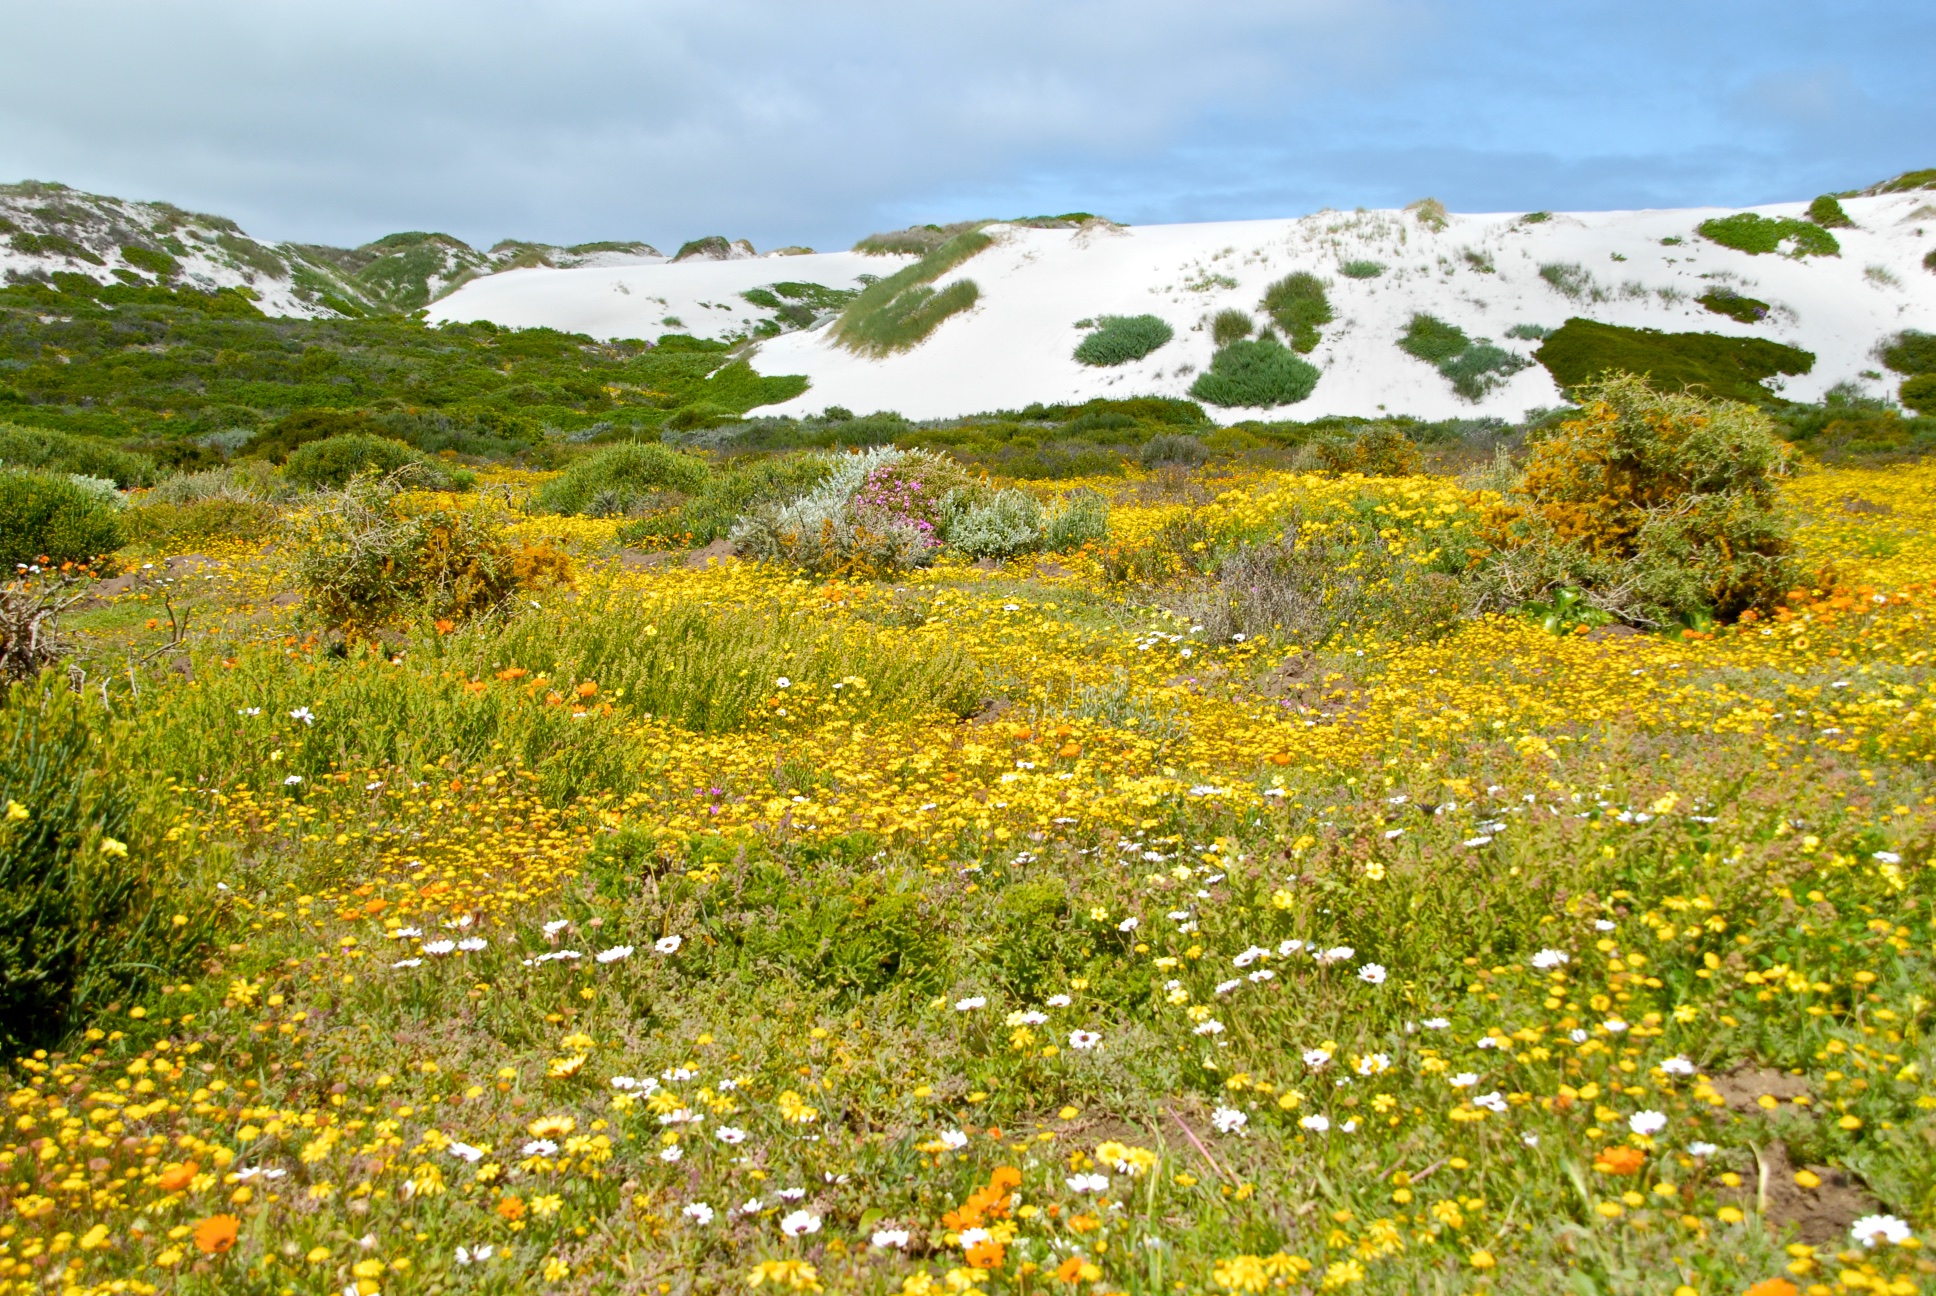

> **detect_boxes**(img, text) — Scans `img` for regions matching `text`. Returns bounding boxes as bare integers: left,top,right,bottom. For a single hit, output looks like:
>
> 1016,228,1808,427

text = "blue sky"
1,0,1928,252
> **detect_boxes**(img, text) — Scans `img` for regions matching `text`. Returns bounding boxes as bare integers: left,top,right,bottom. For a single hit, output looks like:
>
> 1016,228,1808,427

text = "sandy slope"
429,196,1936,421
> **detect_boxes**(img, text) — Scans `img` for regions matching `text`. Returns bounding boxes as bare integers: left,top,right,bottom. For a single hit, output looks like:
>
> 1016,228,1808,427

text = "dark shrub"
1880,332,1936,376
1902,374,1936,416
1189,338,1320,408
0,472,123,568
533,441,710,516
244,409,385,463
1535,318,1813,404
1697,288,1771,324
1073,314,1174,366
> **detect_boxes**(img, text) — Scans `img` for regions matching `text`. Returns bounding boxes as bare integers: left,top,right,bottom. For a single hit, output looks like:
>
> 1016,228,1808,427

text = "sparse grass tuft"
832,232,992,356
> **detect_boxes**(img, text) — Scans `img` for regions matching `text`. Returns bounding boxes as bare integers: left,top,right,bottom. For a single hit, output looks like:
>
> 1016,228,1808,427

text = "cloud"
0,0,1929,249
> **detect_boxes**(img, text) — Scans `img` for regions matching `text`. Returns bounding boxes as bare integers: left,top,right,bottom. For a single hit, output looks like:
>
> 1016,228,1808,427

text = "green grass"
832,232,992,357
1337,260,1385,279
1072,315,1174,367
1807,195,1855,228
1259,273,1333,354
1697,212,1841,257
1535,318,1815,403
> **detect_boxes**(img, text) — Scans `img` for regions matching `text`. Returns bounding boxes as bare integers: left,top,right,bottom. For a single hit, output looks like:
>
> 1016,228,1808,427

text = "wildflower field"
4,450,1935,1296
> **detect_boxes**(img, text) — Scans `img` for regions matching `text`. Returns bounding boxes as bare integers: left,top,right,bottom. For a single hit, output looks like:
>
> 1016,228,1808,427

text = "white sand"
430,196,1936,421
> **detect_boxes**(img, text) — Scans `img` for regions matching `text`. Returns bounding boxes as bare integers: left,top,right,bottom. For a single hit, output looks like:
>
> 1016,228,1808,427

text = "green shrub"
1806,195,1854,228
1926,248,1936,274
0,680,191,1058
119,244,179,277
1138,433,1208,468
1396,314,1530,401
0,424,155,487
1210,310,1254,345
1407,198,1449,231
1189,338,1320,408
0,471,123,567
1902,374,1936,416
1535,318,1814,404
1505,323,1552,341
1521,211,1553,224
1697,288,1771,324
1260,273,1333,353
1696,212,1840,257
833,231,992,356
295,477,567,631
1305,426,1421,477
636,454,835,546
1072,315,1173,366
1043,489,1108,550
1478,373,1800,626
10,232,103,265
283,433,466,492
244,409,384,463
532,441,710,516
1338,260,1385,279
1880,332,1936,376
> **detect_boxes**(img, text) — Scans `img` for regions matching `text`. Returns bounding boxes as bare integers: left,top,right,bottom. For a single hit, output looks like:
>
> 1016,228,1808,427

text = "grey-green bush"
1073,315,1174,366
0,471,124,567
1043,489,1108,551
1138,433,1208,468
1189,338,1320,408
532,441,710,516
941,489,1045,559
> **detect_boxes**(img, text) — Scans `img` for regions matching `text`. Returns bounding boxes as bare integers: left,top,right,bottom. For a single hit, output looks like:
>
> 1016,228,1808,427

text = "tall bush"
283,432,466,491
1478,373,1801,626
0,471,124,568
0,424,155,487
0,681,178,1058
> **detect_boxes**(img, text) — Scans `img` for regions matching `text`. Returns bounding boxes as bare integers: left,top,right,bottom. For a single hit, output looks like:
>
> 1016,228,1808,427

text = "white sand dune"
429,195,1936,422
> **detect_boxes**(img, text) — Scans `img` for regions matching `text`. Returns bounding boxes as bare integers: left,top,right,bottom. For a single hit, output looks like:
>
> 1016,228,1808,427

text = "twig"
1163,1107,1234,1183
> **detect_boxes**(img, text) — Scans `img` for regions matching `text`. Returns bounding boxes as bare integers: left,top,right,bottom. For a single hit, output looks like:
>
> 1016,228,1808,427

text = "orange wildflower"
157,1161,198,1192
193,1214,240,1254
1593,1146,1646,1175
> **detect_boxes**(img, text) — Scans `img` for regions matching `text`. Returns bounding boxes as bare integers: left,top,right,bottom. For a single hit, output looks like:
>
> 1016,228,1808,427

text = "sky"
1,0,1929,253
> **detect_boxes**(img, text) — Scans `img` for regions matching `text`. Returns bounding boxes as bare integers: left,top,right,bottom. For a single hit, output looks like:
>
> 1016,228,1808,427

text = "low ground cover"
1,415,1933,1296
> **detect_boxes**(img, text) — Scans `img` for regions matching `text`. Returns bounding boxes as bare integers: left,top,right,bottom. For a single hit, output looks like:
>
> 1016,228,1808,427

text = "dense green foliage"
1904,374,1936,416
1337,259,1385,279
281,432,467,492
0,276,809,460
1536,318,1815,403
0,424,154,486
1697,287,1772,324
832,231,991,356
1258,272,1332,353
1209,310,1253,346
1396,313,1531,401
0,471,123,567
1881,331,1936,377
0,682,187,1058
1807,194,1855,228
624,454,836,545
1072,314,1173,366
1189,337,1320,408
532,441,711,516
1481,375,1800,627
1697,212,1841,257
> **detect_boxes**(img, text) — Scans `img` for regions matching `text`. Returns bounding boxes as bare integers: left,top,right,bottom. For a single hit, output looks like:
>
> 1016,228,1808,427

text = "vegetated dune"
430,194,1936,422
